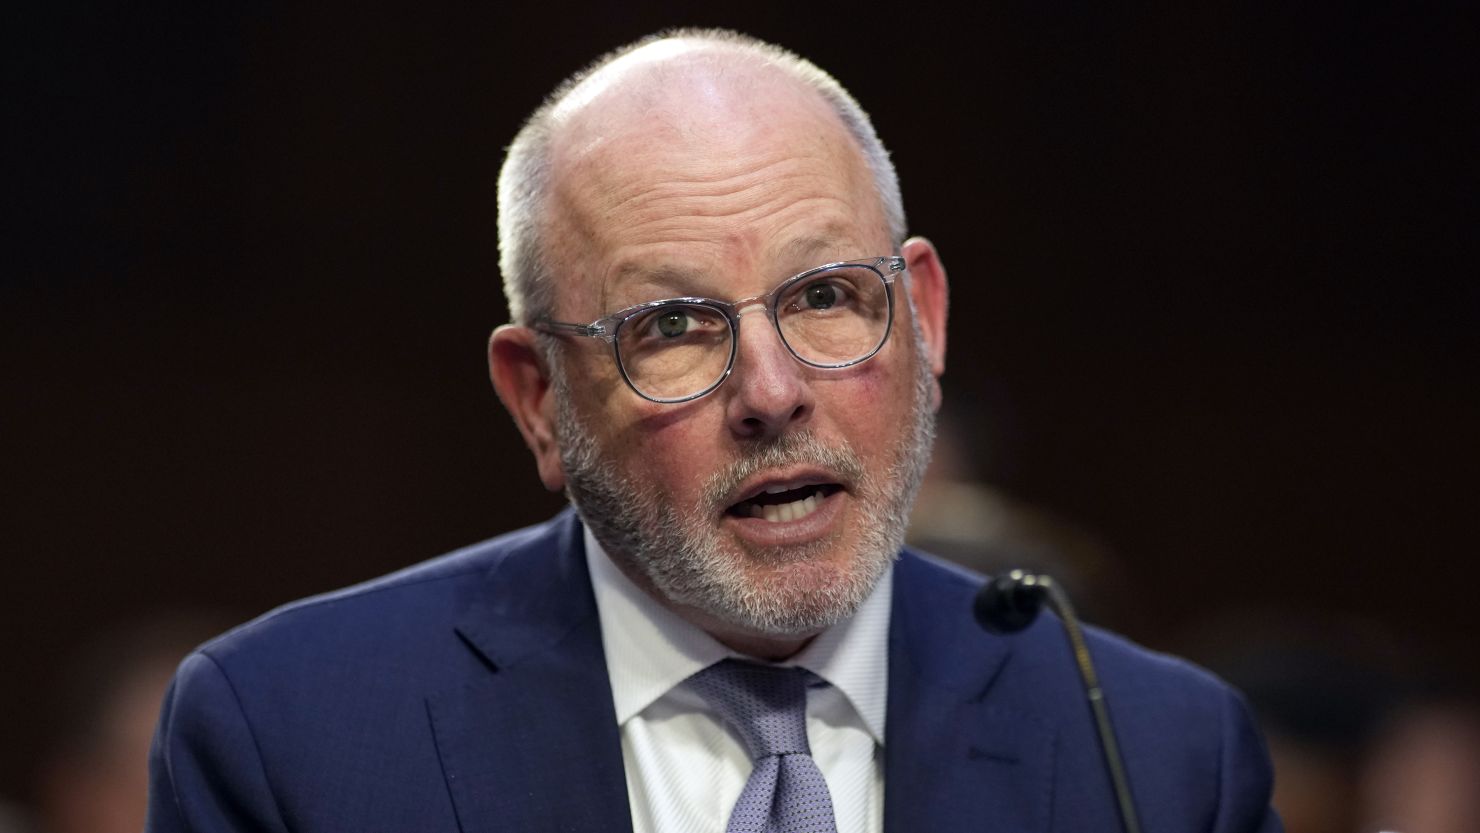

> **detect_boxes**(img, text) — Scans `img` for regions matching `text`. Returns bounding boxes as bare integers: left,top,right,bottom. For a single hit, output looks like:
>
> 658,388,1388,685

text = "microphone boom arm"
976,571,1143,833
1034,575,1143,833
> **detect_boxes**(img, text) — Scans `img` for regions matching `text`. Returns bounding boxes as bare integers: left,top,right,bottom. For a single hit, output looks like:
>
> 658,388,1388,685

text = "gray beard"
552,328,937,638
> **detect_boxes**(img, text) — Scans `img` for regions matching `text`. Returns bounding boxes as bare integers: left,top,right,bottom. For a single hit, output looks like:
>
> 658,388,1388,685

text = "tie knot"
689,659,813,760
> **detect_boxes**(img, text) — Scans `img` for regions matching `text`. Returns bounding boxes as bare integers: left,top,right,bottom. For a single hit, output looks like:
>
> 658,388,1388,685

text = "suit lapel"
428,512,634,833
423,523,1057,832
884,552,1056,833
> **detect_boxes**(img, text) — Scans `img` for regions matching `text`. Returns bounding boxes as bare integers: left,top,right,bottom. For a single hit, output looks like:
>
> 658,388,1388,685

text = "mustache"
701,432,867,510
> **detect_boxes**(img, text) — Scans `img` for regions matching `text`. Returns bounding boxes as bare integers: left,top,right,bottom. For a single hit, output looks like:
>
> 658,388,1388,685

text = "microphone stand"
980,571,1143,833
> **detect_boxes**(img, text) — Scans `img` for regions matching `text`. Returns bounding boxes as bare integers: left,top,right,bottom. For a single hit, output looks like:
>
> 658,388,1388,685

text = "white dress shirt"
584,528,890,833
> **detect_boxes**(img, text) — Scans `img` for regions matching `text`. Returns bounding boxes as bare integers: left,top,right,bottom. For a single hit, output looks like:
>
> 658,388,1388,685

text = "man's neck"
694,619,814,662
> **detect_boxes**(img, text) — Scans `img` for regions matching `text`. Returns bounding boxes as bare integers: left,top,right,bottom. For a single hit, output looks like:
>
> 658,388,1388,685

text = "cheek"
606,406,724,497
828,352,914,430
572,348,629,401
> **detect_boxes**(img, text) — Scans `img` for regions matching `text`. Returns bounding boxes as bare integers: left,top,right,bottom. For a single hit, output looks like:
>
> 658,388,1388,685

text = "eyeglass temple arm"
532,319,611,341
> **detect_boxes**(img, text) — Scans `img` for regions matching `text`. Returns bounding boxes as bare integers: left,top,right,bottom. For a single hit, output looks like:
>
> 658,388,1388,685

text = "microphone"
973,569,1048,634
973,571,1143,833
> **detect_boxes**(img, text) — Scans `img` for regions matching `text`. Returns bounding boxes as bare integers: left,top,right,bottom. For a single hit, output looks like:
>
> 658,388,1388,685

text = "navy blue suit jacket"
147,509,1280,832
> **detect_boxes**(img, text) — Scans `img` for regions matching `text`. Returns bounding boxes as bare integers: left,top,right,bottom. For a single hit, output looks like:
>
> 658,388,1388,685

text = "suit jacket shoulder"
886,548,1281,833
147,509,632,833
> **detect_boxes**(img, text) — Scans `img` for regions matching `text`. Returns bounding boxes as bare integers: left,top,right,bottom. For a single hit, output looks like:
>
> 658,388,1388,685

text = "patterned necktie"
688,659,840,833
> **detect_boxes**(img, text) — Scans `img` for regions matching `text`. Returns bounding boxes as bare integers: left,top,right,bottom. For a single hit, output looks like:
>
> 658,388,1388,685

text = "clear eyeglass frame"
532,255,905,404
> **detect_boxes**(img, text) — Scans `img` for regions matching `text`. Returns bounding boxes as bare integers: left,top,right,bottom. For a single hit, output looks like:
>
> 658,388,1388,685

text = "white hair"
496,28,908,324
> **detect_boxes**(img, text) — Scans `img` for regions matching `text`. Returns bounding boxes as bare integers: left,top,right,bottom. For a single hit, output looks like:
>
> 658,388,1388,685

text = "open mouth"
726,483,843,523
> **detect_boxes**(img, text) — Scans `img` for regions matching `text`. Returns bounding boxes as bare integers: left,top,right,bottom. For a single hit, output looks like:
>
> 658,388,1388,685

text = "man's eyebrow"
604,263,715,309
610,262,707,289
779,232,857,263
602,232,862,308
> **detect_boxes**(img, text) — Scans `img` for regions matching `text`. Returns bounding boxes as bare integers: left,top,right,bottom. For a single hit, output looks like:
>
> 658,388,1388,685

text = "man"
148,29,1280,832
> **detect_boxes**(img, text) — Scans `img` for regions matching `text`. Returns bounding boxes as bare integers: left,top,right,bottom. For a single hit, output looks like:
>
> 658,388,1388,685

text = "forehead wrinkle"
582,111,858,205
548,145,861,275
604,214,867,308
616,191,859,242
598,154,806,218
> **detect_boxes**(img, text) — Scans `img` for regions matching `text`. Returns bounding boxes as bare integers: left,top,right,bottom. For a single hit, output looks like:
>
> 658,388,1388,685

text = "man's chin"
721,530,840,568
682,543,888,637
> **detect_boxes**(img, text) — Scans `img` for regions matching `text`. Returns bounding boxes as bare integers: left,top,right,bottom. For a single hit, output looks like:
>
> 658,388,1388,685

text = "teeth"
755,492,821,523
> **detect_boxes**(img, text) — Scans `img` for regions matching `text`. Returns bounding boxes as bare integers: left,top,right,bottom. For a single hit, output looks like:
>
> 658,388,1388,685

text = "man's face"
554,322,935,637
532,61,945,639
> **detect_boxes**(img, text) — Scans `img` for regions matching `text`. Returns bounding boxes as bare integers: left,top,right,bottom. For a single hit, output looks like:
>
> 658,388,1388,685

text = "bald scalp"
551,40,837,149
539,53,880,320
498,29,906,325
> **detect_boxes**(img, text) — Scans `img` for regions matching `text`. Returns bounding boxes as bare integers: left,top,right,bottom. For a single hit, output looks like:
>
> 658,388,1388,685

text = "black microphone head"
974,570,1048,634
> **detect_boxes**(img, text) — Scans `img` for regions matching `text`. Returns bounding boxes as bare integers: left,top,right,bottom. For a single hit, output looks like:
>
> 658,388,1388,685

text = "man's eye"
805,283,839,310
655,311,691,337
637,307,719,340
791,277,856,313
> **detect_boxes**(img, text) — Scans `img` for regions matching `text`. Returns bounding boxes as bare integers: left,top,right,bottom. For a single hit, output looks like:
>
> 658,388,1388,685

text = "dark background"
4,1,1475,805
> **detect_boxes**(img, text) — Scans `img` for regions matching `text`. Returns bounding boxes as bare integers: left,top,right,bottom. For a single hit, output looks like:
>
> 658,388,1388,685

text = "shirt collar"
584,525,891,745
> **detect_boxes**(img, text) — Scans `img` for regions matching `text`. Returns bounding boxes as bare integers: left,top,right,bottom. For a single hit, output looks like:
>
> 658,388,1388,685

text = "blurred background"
4,3,1476,831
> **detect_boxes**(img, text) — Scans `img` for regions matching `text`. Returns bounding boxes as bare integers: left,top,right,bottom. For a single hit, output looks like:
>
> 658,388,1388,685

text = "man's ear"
901,236,949,405
488,325,566,491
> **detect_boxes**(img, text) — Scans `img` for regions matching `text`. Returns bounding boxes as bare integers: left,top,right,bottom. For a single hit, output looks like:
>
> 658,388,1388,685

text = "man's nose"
723,306,813,440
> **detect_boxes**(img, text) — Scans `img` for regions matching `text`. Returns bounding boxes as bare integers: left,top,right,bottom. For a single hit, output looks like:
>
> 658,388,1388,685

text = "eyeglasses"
534,256,904,403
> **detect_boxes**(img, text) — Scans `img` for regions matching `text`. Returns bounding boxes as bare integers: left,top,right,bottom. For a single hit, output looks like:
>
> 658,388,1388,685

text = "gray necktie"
688,659,840,833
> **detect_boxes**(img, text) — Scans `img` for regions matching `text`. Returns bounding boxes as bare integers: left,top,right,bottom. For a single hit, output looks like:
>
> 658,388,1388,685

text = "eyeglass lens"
613,264,891,402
